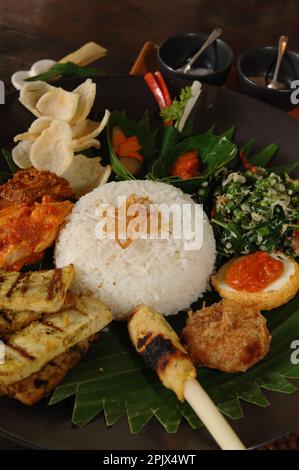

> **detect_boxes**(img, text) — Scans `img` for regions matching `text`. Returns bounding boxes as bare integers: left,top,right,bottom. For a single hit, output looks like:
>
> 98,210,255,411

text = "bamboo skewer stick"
184,378,246,450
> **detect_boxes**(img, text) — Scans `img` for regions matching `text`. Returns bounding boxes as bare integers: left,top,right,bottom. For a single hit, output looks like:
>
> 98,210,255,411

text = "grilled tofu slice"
0,335,97,406
0,310,41,336
0,295,112,385
128,305,196,401
0,292,77,336
0,265,74,313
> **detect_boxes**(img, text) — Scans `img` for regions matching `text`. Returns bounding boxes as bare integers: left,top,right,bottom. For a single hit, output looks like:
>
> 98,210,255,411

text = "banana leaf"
249,143,279,167
267,162,299,176
50,293,299,433
150,132,237,191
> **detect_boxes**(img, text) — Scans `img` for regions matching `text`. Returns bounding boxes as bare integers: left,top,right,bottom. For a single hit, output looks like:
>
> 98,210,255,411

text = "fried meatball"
0,168,74,209
182,299,271,373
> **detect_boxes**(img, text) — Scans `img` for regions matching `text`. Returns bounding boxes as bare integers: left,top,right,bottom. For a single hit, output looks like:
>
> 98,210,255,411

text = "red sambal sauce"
6,202,57,247
171,150,200,180
225,251,284,292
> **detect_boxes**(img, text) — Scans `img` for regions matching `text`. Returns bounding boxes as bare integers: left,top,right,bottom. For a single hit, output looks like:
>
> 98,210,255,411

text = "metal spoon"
267,35,288,90
176,28,223,74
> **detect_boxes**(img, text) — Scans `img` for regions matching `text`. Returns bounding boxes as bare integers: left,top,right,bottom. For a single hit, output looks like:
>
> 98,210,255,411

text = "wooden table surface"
0,0,298,451
0,0,299,85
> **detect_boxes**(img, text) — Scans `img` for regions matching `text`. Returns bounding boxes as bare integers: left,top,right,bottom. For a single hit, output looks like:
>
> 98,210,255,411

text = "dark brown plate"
0,76,298,450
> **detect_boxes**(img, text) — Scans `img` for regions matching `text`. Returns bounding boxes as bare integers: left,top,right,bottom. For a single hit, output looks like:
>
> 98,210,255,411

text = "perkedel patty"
182,299,271,373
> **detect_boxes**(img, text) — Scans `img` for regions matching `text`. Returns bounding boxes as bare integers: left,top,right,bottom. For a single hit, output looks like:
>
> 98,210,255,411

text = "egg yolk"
225,251,284,292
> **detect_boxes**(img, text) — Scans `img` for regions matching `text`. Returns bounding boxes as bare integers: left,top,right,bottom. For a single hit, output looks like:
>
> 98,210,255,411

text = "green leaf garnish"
25,61,104,83
160,85,192,125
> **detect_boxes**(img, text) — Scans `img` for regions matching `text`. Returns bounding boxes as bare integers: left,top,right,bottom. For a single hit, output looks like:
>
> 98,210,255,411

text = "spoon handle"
185,27,223,72
272,35,288,84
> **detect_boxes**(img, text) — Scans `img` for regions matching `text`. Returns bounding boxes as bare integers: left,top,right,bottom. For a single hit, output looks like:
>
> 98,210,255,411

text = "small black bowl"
237,46,299,111
157,32,233,86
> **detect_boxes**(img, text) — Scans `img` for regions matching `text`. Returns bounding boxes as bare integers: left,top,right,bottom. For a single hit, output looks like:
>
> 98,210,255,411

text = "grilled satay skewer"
128,305,246,451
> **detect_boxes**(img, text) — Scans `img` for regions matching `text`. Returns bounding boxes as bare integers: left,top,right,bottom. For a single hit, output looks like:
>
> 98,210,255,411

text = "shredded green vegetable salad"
210,170,299,258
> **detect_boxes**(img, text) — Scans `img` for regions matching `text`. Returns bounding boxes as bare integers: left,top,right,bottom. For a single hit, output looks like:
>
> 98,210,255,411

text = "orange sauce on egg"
225,251,284,292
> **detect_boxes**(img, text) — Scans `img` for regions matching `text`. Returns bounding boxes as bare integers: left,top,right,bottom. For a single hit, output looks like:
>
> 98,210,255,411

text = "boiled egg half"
212,252,299,311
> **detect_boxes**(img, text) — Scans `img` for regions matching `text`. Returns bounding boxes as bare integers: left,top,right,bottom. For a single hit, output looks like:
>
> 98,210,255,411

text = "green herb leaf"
160,86,192,125
25,61,104,83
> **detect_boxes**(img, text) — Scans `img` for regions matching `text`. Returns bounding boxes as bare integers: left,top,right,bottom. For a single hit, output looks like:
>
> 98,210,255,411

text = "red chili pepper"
154,71,172,107
144,72,173,126
239,149,258,173
144,73,166,110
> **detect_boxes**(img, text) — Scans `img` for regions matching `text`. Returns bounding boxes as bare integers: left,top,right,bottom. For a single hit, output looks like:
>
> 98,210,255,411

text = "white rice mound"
55,180,216,319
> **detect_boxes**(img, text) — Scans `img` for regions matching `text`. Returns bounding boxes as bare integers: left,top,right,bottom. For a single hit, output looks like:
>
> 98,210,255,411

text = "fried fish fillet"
0,265,74,313
0,292,76,336
0,295,112,386
0,168,74,210
0,335,97,405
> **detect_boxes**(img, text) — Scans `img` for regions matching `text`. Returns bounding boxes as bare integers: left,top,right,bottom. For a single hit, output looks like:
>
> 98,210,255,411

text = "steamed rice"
55,180,216,319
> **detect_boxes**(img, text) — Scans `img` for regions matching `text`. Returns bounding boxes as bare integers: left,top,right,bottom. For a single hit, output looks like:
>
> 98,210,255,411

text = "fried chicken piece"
0,168,74,210
0,196,73,270
182,299,271,373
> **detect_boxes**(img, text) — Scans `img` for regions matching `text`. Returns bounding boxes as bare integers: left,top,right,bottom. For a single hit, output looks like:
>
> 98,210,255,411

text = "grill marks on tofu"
0,261,112,405
0,265,75,314
0,295,112,386
0,292,77,336
0,335,97,405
